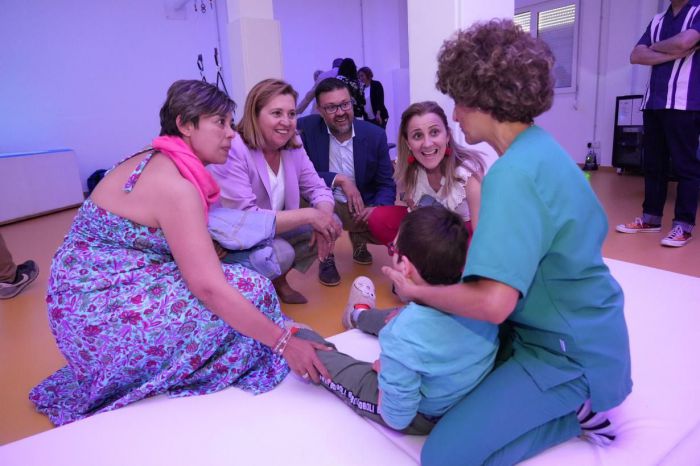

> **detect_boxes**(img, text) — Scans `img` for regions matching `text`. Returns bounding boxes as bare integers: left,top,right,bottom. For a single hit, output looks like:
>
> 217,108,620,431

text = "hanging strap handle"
197,54,207,82
214,47,229,96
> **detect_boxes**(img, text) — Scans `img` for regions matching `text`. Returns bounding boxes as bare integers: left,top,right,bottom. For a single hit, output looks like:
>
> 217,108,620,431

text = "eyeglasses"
387,242,399,257
321,100,352,114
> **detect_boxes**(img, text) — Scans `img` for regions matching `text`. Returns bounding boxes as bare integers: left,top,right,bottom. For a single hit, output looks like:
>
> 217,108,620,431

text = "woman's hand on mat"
372,358,381,373
283,337,331,384
382,266,417,303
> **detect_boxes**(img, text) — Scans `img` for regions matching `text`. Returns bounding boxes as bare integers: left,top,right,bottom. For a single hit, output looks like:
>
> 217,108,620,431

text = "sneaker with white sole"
342,276,376,330
660,225,692,247
0,260,39,300
615,217,661,233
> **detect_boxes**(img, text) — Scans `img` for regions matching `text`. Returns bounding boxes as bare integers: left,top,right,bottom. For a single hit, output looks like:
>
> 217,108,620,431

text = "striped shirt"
638,0,700,110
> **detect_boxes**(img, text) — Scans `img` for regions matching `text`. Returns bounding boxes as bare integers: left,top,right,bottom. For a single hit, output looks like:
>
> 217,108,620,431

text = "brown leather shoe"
352,243,373,265
272,276,308,304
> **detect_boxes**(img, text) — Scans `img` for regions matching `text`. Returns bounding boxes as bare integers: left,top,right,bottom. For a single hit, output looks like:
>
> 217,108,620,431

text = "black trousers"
642,109,700,229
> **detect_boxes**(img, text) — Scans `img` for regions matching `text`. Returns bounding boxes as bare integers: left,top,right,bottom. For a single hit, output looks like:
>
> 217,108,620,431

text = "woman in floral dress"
30,80,329,426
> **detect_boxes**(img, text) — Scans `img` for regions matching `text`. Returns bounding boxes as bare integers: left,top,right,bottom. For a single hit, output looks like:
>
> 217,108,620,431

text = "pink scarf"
151,135,220,214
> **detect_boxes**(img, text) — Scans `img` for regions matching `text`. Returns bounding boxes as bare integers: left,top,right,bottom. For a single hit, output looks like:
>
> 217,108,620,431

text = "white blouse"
409,165,472,221
266,160,286,212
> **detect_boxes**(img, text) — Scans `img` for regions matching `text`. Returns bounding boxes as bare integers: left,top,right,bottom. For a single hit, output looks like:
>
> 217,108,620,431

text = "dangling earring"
407,152,416,165
445,145,453,157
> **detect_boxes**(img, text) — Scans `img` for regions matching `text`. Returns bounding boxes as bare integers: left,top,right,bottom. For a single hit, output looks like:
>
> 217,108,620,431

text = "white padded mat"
0,373,415,466
1,258,698,465
336,259,700,466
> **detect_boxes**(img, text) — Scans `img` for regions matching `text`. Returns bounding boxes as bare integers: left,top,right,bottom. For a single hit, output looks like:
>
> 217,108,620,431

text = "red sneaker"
660,226,692,247
616,217,661,233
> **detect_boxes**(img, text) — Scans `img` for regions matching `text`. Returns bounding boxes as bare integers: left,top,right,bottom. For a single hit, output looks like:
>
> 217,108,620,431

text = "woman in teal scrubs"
383,20,632,466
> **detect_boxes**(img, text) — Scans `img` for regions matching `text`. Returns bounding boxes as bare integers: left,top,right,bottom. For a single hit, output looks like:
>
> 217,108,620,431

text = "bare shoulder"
146,152,186,182
89,151,200,227
145,153,200,203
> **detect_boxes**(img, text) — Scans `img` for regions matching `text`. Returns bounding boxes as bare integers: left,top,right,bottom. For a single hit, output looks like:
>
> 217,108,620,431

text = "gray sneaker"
342,276,376,330
0,260,39,299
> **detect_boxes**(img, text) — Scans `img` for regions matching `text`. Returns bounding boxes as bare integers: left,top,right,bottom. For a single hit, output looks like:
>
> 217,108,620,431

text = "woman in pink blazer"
209,79,342,304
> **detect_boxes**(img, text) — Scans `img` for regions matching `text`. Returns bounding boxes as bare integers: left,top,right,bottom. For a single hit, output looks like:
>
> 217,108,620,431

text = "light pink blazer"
208,134,334,212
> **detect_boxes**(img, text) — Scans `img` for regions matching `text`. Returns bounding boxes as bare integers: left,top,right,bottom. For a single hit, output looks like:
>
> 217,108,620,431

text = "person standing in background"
358,66,389,129
336,58,367,120
617,0,700,247
296,58,343,115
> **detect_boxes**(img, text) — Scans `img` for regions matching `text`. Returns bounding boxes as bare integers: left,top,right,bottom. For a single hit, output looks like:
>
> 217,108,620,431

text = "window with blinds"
515,1,578,91
513,12,531,33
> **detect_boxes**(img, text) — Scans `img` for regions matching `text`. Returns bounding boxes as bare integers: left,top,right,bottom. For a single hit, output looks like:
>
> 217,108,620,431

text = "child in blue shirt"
296,205,498,434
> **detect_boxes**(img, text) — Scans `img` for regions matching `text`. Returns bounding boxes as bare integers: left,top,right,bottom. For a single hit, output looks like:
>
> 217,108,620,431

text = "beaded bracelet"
272,328,291,356
272,326,302,356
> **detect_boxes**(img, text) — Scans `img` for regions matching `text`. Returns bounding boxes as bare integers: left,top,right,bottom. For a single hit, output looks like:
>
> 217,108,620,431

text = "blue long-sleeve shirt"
377,302,499,430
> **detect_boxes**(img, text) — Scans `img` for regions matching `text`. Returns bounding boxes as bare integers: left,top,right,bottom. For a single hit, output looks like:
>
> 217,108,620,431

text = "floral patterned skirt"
30,262,289,426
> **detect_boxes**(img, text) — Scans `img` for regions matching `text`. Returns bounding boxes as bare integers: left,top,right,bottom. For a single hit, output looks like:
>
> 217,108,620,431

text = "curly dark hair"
436,19,555,123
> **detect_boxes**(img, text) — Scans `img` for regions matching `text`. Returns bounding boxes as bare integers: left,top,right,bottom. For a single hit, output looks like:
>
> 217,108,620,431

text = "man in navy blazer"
297,78,396,267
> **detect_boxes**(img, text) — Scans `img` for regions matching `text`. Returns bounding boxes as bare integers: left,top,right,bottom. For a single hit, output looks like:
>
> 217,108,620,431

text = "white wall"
272,0,364,105
519,0,659,165
595,0,659,166
0,0,669,194
270,0,667,167
224,0,284,111
360,0,409,144
272,0,407,143
406,0,514,167
0,0,228,190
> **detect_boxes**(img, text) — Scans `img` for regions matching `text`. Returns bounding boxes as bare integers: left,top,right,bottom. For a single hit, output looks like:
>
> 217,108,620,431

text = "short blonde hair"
237,78,301,150
395,101,484,199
